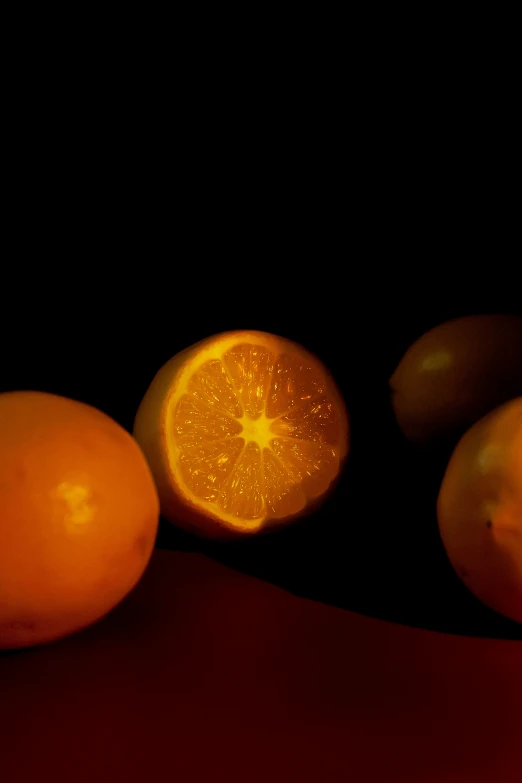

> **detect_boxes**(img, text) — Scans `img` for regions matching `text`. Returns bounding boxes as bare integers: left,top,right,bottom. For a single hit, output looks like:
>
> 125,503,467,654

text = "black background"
1,73,519,638
2,253,521,640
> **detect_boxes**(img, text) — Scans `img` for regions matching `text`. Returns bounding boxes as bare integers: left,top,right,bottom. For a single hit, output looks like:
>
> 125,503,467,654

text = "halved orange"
133,330,349,539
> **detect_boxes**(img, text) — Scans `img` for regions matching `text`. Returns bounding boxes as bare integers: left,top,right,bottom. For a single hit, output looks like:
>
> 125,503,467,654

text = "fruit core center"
237,413,274,450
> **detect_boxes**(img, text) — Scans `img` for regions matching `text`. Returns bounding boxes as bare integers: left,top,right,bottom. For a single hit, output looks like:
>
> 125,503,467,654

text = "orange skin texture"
133,330,349,540
390,314,522,446
437,397,522,623
0,391,160,650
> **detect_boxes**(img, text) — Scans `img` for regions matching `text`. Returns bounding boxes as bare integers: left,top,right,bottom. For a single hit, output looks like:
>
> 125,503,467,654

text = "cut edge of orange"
133,330,349,537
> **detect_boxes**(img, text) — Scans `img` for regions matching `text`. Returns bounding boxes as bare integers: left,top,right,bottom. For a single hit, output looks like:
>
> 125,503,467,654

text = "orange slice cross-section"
133,331,349,538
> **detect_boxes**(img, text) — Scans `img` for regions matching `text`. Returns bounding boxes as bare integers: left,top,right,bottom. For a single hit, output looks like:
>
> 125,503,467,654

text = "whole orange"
133,330,349,539
390,314,522,446
0,391,160,649
437,397,522,623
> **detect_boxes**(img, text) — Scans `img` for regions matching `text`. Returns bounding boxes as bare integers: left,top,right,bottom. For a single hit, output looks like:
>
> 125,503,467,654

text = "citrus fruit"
133,330,349,539
0,391,160,650
390,314,522,446
437,397,522,623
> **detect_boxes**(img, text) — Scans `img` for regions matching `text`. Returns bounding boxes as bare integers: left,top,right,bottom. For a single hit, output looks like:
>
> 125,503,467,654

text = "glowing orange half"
133,330,349,538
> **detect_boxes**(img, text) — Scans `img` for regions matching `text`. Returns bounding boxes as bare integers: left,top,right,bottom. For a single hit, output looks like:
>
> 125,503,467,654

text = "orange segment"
133,331,349,539
269,396,341,443
223,344,275,418
265,351,328,418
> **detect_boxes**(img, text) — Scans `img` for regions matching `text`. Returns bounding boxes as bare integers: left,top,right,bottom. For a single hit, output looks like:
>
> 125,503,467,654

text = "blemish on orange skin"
0,620,36,634
134,533,152,557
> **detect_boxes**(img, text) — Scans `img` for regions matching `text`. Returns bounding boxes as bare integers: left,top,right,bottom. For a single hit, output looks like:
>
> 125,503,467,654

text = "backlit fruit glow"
0,391,160,650
134,331,349,538
173,350,340,520
437,397,522,624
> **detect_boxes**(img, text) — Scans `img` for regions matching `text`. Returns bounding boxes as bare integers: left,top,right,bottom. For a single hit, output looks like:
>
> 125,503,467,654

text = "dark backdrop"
2,260,521,641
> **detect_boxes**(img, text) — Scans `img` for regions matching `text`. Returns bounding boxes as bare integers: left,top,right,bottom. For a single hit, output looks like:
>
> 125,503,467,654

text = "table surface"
1,547,521,783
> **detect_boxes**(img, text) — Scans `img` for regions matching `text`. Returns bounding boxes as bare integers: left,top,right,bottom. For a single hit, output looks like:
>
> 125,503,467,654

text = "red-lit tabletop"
1,548,521,782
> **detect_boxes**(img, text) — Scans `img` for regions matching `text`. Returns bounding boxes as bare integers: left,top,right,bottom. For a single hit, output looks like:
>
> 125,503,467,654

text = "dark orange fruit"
390,314,522,446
